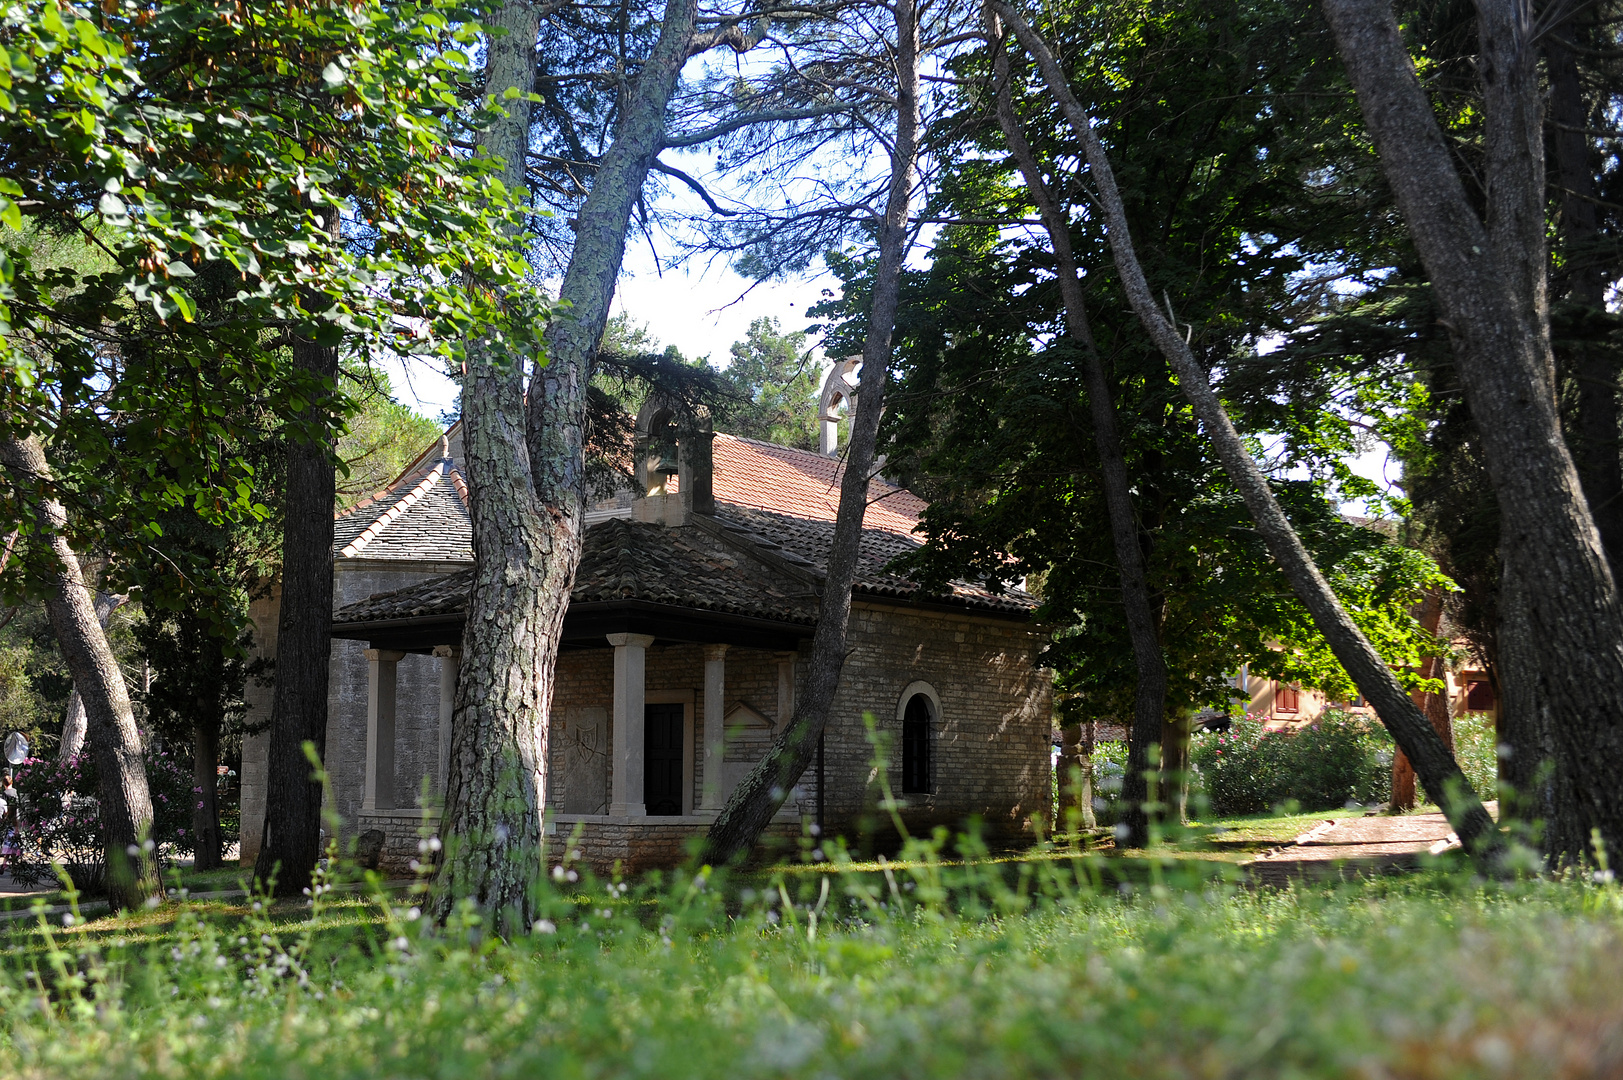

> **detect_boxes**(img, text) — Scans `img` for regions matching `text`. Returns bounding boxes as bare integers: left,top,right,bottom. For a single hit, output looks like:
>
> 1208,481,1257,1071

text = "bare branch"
652,157,740,215
660,103,853,147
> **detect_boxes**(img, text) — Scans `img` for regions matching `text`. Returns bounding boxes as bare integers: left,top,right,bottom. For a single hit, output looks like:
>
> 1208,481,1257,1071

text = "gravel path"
1243,806,1486,887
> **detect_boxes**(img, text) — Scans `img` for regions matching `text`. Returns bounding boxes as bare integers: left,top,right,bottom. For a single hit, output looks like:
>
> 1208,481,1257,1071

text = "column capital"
431,645,463,659
607,632,657,649
363,648,406,662
703,643,730,661
774,650,798,662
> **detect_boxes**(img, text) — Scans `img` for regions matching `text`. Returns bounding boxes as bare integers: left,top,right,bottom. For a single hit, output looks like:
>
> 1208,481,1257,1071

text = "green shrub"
1424,710,1499,805
1191,711,1392,815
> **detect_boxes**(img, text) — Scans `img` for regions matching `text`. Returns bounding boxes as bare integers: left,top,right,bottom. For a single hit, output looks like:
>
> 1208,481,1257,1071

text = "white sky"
376,254,832,421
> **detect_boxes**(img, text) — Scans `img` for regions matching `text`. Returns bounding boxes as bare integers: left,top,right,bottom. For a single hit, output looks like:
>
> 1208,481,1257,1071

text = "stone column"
701,644,728,811
776,651,797,731
608,633,656,817
433,645,461,798
362,649,405,812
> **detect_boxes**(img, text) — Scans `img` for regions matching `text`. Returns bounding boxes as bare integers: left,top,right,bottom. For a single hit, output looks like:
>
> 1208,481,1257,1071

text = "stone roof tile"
333,517,818,627
713,505,1036,615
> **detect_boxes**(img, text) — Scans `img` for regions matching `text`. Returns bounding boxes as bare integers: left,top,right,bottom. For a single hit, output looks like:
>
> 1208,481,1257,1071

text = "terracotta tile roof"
332,425,472,563
711,434,927,537
334,565,473,623
333,518,818,627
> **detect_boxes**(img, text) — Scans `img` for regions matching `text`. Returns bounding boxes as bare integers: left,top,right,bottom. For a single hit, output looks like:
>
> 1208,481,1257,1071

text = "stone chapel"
238,364,1053,872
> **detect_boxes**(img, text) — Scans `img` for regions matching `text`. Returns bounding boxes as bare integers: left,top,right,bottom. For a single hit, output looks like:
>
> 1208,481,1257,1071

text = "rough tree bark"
987,16,1168,846
430,0,551,929
59,587,124,761
0,432,159,909
1321,0,1623,863
1548,17,1623,579
433,0,704,926
994,0,1505,868
192,718,223,871
252,336,340,896
702,0,920,866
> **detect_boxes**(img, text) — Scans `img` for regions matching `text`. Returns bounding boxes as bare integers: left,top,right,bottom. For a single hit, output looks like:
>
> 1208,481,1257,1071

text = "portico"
349,624,769,831
330,491,820,866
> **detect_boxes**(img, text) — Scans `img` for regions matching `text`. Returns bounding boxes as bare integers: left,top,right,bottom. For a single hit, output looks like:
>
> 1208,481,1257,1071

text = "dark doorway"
902,694,932,794
644,703,685,815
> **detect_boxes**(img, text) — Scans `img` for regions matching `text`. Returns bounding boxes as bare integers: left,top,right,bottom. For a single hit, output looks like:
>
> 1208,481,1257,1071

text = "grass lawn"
1,837,1620,1079
1,865,299,914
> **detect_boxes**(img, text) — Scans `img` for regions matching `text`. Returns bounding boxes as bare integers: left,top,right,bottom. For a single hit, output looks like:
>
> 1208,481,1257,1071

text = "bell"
654,452,680,477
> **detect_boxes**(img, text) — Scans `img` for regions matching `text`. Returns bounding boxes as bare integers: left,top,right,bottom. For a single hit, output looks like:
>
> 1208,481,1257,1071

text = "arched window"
901,694,933,794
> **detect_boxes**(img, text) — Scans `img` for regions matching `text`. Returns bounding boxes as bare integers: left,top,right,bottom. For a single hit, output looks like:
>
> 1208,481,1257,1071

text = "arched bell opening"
819,357,861,456
634,395,714,513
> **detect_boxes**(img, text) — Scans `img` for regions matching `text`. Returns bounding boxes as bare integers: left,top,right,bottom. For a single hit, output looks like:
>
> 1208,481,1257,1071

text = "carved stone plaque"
561,706,609,815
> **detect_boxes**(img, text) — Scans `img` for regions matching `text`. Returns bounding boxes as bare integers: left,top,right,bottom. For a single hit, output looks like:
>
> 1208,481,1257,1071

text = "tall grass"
3,841,1622,1080
0,723,1610,1080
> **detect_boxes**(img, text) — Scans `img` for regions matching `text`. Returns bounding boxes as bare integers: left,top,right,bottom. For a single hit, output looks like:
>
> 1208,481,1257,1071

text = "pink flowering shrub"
6,744,199,893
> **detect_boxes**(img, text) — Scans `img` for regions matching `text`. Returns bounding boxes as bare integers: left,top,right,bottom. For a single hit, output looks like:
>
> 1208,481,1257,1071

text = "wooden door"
644,703,685,815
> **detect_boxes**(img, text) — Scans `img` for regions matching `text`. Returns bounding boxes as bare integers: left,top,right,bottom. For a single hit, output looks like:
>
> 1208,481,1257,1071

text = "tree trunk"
987,16,1168,846
1160,709,1193,823
429,0,550,929
1391,588,1449,811
0,432,158,909
191,719,223,871
431,0,704,929
1080,717,1097,830
252,335,339,896
994,0,1505,869
61,691,87,761
1057,722,1095,831
1548,21,1623,580
59,588,123,761
1321,0,1623,864
703,0,920,866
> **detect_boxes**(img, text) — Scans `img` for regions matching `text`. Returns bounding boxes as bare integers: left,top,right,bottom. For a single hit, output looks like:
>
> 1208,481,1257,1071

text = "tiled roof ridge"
447,466,470,506
334,422,462,522
339,460,450,559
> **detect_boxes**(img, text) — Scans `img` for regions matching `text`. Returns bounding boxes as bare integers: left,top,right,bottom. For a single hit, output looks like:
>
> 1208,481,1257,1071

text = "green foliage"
0,594,140,755
335,367,445,509
1191,712,1393,815
0,641,49,739
713,316,822,450
811,0,1455,728
135,605,251,754
1425,711,1499,809
0,0,547,624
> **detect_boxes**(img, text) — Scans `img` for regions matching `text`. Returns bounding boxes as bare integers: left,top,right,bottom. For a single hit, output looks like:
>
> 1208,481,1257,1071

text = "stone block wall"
549,643,797,817
356,810,441,874
820,603,1053,843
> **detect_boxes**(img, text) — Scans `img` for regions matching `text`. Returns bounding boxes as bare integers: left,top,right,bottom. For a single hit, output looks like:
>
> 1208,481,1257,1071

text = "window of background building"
1466,679,1495,712
902,693,933,794
1275,684,1300,714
